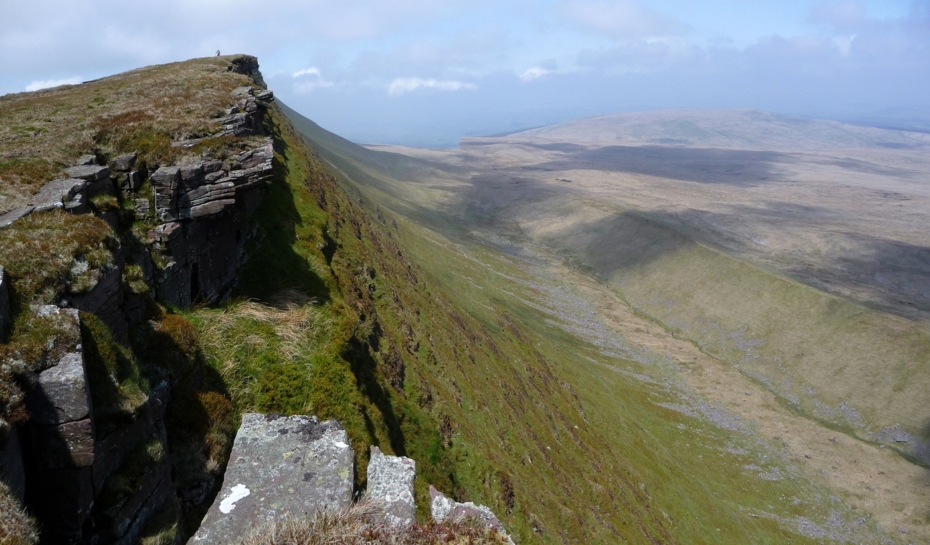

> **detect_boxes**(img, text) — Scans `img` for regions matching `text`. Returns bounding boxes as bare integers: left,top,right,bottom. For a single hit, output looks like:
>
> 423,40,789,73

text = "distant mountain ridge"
467,109,930,151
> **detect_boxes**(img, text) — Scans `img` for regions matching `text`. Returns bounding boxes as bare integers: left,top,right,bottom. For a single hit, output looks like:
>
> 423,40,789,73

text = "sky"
2,0,928,147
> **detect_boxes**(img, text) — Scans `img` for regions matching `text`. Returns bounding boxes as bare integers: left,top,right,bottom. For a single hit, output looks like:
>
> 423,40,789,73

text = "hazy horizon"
3,0,928,147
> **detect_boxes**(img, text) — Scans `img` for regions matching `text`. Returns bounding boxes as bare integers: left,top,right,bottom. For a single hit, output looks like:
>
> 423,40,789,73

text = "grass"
0,55,268,544
541,208,930,456
0,480,37,545
80,311,150,436
237,500,511,545
0,57,902,544
0,211,115,305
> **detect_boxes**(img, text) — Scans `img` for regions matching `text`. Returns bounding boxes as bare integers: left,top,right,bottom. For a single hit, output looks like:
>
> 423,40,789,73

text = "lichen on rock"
191,413,354,544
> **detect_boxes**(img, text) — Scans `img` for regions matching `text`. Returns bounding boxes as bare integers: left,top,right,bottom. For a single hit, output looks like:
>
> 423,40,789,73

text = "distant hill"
469,109,930,150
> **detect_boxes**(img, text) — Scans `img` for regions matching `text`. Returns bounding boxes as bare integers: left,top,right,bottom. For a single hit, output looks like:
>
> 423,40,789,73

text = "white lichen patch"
219,484,250,514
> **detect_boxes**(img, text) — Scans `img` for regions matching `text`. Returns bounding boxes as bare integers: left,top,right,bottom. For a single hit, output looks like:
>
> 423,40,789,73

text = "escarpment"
0,55,275,544
0,55,516,545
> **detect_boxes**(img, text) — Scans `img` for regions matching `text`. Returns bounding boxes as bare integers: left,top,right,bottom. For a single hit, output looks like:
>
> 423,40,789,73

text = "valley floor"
504,234,930,541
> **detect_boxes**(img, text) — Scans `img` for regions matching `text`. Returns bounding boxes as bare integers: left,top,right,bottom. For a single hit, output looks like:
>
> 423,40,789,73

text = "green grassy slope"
256,103,890,543
532,207,930,461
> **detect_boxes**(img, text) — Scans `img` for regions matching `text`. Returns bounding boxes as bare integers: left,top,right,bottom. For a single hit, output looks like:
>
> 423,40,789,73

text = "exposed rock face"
228,55,267,89
430,486,513,543
0,265,9,342
2,54,276,545
0,206,34,229
192,414,354,544
367,445,416,528
215,87,275,137
30,178,90,214
21,306,96,543
15,306,172,544
152,141,272,224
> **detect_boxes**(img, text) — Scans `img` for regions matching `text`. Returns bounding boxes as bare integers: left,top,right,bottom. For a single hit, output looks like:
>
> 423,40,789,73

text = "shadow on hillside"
637,203,930,322
128,313,235,540
794,233,930,321
235,113,331,303
342,334,407,457
524,143,785,187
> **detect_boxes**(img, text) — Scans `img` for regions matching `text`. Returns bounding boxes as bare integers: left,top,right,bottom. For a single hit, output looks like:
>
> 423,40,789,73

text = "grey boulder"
64,165,109,182
367,446,416,527
191,414,354,544
429,486,514,543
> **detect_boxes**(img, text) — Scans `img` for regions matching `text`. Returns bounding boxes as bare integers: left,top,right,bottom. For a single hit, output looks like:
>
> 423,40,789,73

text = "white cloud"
293,67,322,78
388,77,477,95
520,67,551,81
295,80,334,93
25,77,81,91
292,67,334,93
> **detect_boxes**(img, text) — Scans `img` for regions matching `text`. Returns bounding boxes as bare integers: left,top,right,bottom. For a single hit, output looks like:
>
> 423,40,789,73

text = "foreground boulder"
192,414,354,544
366,446,416,528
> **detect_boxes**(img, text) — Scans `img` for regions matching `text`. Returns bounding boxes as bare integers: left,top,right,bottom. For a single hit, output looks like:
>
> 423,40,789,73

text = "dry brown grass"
0,55,257,213
0,480,38,545
0,210,115,305
238,501,510,545
198,290,328,366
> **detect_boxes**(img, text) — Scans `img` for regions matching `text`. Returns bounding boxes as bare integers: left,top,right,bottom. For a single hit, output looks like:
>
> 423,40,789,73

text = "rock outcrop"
192,414,354,544
20,306,95,543
148,139,273,307
430,486,514,543
367,445,416,528
15,306,172,545
0,54,279,544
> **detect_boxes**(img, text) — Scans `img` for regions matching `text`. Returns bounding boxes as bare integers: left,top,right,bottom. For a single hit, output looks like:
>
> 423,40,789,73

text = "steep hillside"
270,103,902,543
361,109,930,539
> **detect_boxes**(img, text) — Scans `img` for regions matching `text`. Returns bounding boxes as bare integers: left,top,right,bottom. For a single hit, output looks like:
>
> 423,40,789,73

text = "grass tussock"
238,501,509,545
0,480,38,545
0,211,115,305
189,293,333,416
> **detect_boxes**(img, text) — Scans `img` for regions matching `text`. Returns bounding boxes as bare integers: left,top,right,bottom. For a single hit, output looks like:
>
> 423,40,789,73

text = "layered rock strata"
0,56,275,544
15,306,173,545
192,414,355,544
